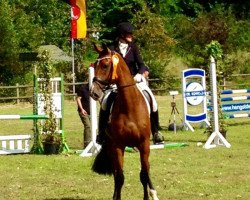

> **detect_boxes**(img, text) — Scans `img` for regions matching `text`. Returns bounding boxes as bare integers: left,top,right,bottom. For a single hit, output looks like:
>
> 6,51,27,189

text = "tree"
132,9,175,74
0,0,249,87
88,0,145,41
0,1,20,84
175,8,235,69
24,0,70,49
0,0,71,85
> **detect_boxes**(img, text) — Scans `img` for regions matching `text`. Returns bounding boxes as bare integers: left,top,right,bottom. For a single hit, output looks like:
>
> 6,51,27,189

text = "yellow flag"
71,0,87,39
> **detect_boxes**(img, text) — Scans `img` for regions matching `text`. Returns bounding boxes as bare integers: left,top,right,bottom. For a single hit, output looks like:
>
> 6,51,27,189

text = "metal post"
61,74,69,152
16,83,20,104
71,38,75,99
31,74,43,154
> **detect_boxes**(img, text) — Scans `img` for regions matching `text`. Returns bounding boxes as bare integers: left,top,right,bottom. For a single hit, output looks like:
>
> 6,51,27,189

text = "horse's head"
90,43,117,101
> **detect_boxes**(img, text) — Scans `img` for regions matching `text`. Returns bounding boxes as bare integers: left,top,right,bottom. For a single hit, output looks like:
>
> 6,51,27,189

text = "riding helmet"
117,22,134,35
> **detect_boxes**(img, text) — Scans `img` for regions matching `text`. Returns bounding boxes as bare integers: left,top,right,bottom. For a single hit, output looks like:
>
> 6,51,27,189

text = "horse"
90,43,159,200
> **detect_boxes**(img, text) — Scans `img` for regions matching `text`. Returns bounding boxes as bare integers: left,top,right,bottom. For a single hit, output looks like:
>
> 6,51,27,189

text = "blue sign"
222,103,250,112
185,90,206,97
182,68,209,132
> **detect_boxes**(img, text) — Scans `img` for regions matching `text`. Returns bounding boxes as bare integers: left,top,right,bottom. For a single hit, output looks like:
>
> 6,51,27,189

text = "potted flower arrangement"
38,50,62,154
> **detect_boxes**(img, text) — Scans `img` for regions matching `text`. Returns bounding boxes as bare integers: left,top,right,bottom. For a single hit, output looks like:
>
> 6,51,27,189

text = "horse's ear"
101,43,111,54
93,43,103,53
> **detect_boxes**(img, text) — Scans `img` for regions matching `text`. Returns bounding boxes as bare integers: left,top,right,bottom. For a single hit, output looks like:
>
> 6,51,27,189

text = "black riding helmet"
117,22,134,35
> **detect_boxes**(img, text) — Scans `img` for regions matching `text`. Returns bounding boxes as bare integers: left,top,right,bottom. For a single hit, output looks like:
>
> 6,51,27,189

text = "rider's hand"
134,73,143,83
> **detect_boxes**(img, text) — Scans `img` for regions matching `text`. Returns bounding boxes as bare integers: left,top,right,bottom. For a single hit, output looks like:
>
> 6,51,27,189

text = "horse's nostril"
91,92,99,100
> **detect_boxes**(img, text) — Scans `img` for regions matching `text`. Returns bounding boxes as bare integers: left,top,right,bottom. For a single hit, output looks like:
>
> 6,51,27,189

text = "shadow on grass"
227,121,250,126
45,198,109,200
171,138,207,143
45,198,86,200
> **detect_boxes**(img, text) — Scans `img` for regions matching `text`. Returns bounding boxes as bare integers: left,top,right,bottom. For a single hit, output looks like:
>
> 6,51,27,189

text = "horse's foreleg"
140,170,150,200
143,171,159,200
139,143,159,200
113,147,124,200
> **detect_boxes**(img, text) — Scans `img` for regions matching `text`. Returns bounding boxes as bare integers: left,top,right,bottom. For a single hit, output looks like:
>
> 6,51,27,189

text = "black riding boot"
96,109,109,145
150,110,164,144
96,91,117,145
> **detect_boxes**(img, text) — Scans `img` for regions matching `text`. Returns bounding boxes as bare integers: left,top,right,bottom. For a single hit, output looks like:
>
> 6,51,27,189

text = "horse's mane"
112,52,135,86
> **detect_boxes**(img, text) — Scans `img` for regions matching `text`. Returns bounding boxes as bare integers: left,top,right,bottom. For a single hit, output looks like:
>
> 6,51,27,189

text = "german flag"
70,0,87,39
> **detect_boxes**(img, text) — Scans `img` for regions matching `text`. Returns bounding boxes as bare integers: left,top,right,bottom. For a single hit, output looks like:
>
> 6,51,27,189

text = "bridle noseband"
92,55,114,91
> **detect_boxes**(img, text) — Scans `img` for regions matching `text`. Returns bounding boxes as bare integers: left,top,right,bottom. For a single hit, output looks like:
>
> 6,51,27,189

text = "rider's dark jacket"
108,41,148,76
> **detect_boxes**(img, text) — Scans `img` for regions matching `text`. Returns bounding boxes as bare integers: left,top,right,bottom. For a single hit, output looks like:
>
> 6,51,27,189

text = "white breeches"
137,81,158,112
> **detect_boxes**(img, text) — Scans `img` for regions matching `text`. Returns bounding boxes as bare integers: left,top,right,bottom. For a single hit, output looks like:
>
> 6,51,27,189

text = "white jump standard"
204,56,231,149
79,67,101,157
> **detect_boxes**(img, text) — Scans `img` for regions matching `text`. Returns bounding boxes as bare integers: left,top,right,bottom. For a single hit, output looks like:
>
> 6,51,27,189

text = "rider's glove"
134,73,143,83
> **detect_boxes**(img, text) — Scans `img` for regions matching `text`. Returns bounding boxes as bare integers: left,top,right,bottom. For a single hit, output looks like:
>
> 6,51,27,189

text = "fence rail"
1,74,250,103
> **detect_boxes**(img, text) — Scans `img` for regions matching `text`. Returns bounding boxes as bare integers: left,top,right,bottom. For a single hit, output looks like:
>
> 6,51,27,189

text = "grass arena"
0,95,249,200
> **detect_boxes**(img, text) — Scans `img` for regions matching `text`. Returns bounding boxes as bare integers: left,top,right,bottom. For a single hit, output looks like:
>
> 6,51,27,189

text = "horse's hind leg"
113,148,125,200
113,170,124,200
139,145,159,200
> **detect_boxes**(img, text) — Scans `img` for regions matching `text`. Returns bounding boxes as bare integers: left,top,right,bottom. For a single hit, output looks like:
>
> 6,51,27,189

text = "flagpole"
71,37,75,99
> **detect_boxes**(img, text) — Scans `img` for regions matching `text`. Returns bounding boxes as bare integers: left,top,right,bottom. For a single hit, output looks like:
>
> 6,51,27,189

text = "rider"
96,22,164,145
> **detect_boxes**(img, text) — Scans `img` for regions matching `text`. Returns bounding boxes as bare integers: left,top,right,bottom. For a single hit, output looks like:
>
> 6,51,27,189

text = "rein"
117,82,136,89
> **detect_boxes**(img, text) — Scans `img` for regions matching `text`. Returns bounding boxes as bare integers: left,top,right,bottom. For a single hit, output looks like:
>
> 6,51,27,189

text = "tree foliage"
0,0,249,87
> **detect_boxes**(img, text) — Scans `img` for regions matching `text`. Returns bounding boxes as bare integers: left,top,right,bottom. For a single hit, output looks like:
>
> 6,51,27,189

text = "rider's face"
125,33,133,43
121,33,133,43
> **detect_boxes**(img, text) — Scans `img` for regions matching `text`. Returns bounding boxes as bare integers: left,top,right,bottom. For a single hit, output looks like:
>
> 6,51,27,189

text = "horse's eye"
102,64,109,70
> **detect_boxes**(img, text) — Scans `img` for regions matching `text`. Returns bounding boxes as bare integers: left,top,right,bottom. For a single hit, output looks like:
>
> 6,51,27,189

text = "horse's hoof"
96,135,105,145
149,189,159,200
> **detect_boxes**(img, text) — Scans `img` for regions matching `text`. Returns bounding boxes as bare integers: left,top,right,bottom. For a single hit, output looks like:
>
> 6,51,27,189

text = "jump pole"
0,114,49,154
0,115,48,120
204,56,231,149
125,143,188,152
79,67,101,157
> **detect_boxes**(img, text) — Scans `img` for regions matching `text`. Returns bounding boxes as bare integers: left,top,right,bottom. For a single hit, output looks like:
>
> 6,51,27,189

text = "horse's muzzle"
90,83,104,101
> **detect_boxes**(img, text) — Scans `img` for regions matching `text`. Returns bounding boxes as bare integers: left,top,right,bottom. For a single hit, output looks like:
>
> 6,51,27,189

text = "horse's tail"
92,144,113,175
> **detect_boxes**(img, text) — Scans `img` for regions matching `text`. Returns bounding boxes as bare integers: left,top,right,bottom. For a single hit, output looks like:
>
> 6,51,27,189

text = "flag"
71,0,87,39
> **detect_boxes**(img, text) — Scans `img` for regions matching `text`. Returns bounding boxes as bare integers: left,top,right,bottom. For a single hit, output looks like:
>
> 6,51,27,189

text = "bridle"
92,55,113,91
92,52,136,89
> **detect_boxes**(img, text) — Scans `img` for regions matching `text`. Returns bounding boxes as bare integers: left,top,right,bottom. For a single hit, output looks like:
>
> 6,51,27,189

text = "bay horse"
90,43,159,200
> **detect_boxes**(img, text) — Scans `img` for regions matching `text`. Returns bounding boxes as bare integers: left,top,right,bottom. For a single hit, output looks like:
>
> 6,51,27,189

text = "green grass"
0,96,250,200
